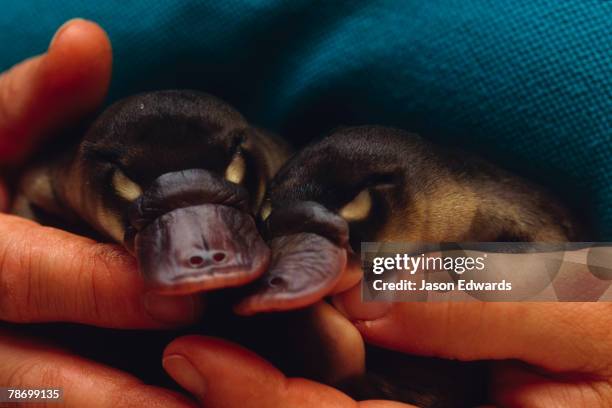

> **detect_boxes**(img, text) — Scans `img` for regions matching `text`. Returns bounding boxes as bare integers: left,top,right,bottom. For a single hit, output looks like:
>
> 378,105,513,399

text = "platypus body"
13,92,583,408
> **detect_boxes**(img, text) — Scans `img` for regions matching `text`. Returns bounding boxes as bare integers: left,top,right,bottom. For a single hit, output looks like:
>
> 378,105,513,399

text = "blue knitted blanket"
2,1,610,237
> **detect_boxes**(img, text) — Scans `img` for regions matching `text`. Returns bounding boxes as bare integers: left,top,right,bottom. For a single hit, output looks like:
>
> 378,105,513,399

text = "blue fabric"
1,1,610,237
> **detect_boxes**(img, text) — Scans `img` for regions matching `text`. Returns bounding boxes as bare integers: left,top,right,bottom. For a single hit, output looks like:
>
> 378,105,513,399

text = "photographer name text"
371,279,512,291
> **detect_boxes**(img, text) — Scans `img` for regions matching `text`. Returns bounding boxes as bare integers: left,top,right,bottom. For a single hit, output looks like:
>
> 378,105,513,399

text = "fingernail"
333,289,392,321
163,355,207,397
144,293,202,325
49,18,87,49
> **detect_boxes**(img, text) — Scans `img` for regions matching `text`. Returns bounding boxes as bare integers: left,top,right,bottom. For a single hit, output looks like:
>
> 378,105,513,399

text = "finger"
0,214,204,328
491,361,612,407
0,18,112,165
334,284,612,377
0,329,197,408
163,336,416,408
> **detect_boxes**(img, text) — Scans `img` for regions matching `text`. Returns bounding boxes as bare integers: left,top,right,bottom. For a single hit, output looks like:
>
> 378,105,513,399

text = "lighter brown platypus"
237,125,582,314
232,125,583,407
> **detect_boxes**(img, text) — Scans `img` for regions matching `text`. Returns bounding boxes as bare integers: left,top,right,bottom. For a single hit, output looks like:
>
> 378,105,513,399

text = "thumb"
163,336,414,408
0,18,112,165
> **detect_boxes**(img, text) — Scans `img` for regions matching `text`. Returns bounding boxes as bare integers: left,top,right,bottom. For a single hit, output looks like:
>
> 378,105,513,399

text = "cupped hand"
0,19,203,407
333,273,612,407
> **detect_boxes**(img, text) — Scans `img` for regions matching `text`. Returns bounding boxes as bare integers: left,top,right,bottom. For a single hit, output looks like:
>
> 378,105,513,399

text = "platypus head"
236,126,419,314
66,90,282,294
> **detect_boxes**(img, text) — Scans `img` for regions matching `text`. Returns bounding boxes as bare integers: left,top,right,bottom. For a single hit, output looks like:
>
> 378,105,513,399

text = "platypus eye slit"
82,143,123,164
365,172,399,189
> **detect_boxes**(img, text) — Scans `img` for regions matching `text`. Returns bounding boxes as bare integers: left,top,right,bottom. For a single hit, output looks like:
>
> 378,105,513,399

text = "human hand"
0,19,203,407
333,275,612,407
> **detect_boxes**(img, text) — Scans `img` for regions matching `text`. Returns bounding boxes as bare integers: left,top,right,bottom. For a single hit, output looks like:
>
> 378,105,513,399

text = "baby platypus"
14,90,291,294
237,125,581,312
233,125,583,407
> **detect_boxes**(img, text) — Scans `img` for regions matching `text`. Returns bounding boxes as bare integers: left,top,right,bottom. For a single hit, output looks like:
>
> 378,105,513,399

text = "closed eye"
366,172,399,190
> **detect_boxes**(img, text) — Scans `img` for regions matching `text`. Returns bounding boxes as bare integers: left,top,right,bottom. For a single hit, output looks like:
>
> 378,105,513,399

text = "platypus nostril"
268,276,285,287
212,252,226,263
189,255,205,267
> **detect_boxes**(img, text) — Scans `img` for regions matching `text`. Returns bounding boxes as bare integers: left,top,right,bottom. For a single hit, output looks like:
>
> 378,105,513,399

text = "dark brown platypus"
14,90,291,295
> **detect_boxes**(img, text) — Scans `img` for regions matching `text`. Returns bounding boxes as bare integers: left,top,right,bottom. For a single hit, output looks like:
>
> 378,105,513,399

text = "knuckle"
0,242,31,322
0,223,50,322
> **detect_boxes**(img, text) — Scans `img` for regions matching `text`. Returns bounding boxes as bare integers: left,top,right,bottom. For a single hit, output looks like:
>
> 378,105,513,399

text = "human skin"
160,289,612,408
0,19,202,408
